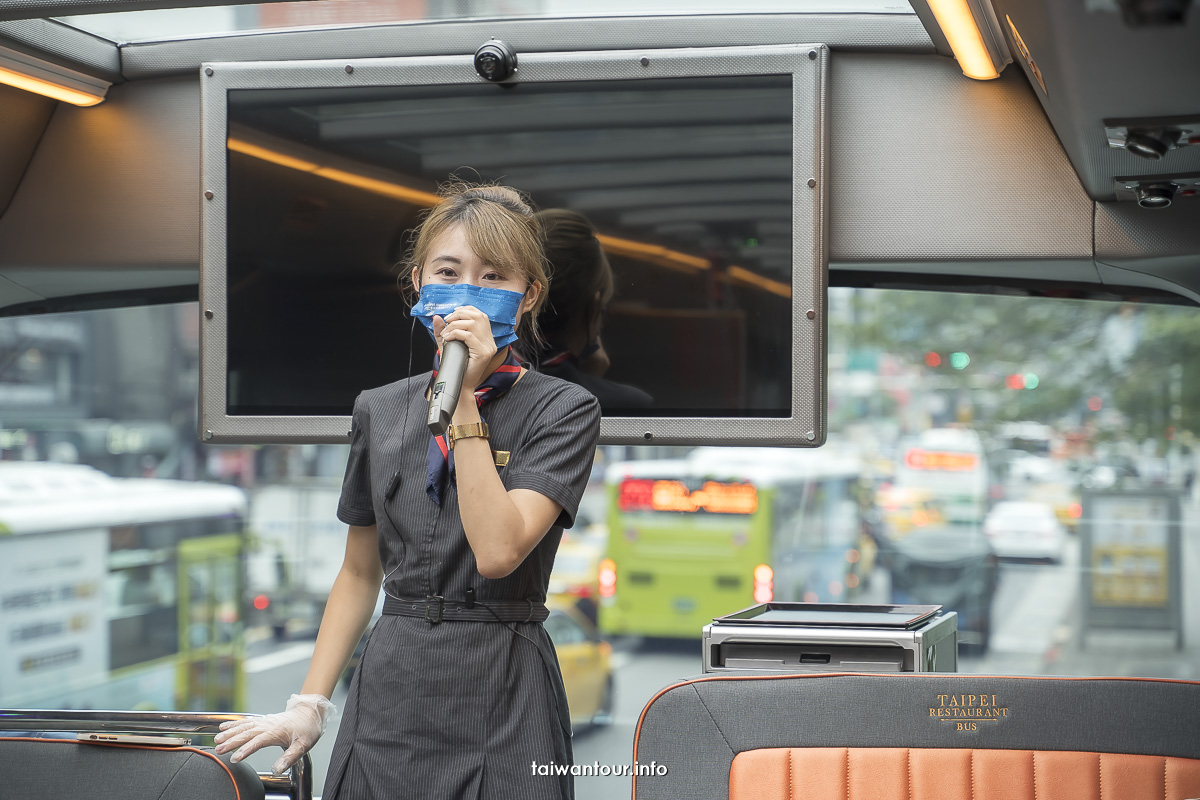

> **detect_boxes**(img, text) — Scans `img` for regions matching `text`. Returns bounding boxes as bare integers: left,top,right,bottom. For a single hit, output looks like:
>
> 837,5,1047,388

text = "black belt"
383,594,548,624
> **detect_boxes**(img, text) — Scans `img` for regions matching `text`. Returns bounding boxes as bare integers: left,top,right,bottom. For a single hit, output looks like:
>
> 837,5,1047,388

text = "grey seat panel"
0,737,265,800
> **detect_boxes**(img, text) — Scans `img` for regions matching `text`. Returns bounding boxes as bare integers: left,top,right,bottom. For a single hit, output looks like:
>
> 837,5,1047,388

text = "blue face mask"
409,283,525,348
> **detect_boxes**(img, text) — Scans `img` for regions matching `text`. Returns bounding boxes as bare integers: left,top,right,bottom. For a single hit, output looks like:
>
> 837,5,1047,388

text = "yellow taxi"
544,596,614,729
548,531,606,624
1024,482,1082,532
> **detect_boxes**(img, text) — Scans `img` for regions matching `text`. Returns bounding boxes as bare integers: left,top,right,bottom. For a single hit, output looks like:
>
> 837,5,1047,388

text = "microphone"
427,340,469,436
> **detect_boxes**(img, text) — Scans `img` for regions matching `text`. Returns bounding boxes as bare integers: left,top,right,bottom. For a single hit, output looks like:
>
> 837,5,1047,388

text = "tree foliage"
833,288,1200,437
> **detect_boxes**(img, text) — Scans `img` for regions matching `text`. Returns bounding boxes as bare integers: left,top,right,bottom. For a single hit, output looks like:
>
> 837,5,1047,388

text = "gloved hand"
214,693,337,775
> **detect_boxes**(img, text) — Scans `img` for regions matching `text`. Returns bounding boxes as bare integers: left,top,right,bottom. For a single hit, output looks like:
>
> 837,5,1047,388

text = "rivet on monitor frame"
806,309,816,320
204,190,214,200
806,431,816,441
643,431,653,440
807,179,816,188
345,65,354,74
640,57,650,67
808,50,817,60
204,67,213,76
204,309,214,319
204,430,214,440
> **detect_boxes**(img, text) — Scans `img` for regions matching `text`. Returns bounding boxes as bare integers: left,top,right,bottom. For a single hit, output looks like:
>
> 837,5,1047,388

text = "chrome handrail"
0,709,313,800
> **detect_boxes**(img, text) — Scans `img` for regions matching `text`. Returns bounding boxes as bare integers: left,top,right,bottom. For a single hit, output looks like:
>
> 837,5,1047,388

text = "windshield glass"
1,287,1195,787
56,0,911,43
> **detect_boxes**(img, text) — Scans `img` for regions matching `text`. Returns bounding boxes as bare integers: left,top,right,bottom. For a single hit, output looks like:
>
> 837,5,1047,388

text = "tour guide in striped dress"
215,183,602,799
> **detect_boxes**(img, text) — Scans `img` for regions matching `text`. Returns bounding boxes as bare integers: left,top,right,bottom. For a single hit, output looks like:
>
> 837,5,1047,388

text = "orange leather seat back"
729,747,1200,800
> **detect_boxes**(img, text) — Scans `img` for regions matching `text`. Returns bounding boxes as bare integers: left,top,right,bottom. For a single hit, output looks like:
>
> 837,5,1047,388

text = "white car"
982,501,1066,562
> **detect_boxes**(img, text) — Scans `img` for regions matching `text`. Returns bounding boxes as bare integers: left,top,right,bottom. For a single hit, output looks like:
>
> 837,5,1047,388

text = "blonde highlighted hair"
401,181,550,345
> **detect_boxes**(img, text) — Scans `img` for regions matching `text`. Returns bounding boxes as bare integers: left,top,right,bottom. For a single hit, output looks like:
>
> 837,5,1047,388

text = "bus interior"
1,1,1199,799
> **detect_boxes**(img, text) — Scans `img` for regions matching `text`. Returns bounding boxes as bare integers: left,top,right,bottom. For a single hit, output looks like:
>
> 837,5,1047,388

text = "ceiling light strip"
924,0,1000,80
0,45,108,105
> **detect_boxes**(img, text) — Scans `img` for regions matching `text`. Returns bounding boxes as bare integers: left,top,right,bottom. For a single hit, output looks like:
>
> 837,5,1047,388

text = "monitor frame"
199,44,828,445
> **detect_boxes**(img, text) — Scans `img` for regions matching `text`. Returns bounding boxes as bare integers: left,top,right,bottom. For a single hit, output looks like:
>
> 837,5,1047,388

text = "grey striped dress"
323,369,601,800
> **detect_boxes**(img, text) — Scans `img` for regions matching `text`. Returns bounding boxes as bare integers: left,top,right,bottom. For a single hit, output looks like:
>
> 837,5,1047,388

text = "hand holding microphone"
428,307,498,435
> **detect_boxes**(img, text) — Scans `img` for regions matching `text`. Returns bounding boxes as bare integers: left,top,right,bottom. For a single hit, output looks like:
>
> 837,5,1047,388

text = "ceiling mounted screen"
200,45,827,445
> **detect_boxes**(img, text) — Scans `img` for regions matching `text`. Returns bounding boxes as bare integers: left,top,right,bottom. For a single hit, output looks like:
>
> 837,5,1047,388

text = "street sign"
1080,489,1183,650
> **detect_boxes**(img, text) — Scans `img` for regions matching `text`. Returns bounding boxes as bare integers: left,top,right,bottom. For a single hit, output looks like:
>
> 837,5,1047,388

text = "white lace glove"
214,693,337,775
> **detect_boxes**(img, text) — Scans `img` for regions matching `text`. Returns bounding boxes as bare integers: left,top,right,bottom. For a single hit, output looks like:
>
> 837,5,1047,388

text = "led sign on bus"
618,479,758,515
904,449,980,471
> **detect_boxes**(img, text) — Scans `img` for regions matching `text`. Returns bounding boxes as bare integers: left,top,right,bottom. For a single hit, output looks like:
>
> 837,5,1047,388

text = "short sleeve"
337,392,376,526
503,386,601,529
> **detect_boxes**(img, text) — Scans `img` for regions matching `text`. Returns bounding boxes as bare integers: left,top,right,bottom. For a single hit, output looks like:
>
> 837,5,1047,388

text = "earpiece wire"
379,313,418,599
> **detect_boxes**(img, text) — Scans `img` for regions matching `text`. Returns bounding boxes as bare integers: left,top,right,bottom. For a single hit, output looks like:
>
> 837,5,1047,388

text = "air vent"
1105,118,1200,160
1114,173,1200,208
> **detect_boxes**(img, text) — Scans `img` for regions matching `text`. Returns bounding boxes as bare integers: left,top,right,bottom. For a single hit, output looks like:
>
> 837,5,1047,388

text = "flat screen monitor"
199,45,827,444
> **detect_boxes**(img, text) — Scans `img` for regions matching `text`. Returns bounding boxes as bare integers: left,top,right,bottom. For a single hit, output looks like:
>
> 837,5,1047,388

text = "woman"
215,184,602,800
529,208,652,411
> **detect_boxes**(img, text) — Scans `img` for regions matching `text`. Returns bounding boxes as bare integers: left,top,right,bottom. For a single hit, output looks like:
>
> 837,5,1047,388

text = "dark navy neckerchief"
425,347,523,505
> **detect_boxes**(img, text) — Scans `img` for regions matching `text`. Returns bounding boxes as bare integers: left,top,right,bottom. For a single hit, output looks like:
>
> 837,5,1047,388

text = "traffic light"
924,351,941,367
950,352,970,370
1006,373,1040,390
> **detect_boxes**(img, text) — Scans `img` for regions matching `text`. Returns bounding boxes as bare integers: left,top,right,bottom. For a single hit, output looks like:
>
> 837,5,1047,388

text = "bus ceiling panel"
1095,201,1200,302
0,82,56,217
829,268,1192,306
120,13,933,79
0,18,120,80
0,271,44,307
0,283,197,316
0,76,199,276
6,49,1197,312
992,0,1200,201
0,265,195,300
831,258,1101,285
1096,199,1200,261
0,0,288,22
1094,260,1200,307
829,52,1093,264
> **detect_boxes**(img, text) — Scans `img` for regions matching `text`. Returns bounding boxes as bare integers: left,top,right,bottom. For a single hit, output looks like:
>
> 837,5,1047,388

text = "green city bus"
599,446,869,639
0,462,248,712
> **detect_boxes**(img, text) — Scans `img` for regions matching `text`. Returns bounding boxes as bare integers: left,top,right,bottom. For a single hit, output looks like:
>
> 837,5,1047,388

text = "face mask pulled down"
409,284,524,349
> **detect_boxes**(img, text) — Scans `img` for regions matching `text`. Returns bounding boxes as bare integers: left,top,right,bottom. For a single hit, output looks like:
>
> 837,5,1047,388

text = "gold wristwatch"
446,421,489,450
